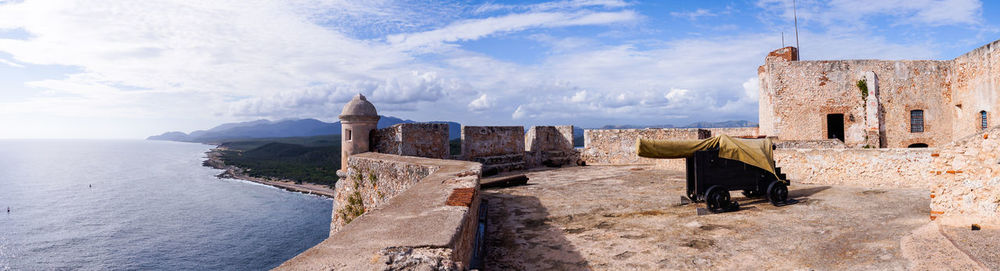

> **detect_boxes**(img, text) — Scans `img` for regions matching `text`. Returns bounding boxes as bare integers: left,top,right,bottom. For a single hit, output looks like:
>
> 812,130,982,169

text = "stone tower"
337,94,379,178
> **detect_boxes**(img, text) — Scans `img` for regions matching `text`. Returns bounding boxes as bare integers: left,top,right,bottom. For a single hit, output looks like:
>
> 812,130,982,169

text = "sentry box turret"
637,135,789,213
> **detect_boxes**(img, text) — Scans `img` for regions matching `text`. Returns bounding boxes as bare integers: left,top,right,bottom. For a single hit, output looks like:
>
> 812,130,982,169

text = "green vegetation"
449,138,461,155
857,79,869,101
217,135,341,186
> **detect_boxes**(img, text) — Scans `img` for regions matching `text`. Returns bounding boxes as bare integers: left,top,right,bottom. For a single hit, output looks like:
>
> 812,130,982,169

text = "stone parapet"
279,153,482,270
373,123,450,159
461,126,525,159
773,148,936,188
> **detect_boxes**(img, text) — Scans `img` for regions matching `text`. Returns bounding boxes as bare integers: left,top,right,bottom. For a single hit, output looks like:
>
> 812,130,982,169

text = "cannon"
638,135,789,213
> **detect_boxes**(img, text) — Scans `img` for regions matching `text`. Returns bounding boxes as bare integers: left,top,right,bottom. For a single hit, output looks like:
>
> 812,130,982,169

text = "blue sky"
0,0,998,139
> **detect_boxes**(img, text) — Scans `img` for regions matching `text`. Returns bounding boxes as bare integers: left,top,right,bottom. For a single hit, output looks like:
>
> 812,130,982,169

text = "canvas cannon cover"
636,135,778,177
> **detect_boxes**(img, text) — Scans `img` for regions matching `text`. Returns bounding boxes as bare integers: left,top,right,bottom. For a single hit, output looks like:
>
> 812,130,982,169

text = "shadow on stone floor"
734,185,831,207
482,193,590,270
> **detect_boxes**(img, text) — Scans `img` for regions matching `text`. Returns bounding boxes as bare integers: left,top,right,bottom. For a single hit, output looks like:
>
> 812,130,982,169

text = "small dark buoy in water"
89,184,92,188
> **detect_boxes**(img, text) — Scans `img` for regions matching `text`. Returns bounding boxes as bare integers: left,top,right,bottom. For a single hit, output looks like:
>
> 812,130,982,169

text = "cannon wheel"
766,181,788,206
705,186,730,212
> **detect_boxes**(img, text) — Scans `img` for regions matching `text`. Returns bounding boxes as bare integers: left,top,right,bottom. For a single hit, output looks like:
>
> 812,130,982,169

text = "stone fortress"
278,40,1000,270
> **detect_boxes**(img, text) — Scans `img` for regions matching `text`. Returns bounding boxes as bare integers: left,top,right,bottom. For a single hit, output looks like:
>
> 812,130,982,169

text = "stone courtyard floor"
482,165,998,270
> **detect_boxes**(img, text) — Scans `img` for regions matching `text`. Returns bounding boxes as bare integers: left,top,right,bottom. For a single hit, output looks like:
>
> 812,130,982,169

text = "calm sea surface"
0,140,332,270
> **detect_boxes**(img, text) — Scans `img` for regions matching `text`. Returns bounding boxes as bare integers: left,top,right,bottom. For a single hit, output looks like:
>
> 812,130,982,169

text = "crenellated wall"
372,123,450,159
461,126,525,159
524,126,580,168
280,153,482,270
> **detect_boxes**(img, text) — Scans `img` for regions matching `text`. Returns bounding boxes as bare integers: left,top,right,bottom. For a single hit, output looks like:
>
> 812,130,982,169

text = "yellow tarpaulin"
636,135,777,177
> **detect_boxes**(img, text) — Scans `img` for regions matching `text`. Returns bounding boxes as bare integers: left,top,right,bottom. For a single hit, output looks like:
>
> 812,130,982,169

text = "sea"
0,140,332,270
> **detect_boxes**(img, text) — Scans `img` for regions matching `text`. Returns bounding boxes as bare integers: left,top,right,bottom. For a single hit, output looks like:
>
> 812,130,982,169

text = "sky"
0,0,998,139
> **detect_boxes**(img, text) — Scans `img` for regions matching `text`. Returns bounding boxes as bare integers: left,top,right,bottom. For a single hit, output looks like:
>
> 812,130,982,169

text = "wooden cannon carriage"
638,135,789,213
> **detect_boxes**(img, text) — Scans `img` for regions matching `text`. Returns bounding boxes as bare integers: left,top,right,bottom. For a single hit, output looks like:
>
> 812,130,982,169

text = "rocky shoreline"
203,147,337,198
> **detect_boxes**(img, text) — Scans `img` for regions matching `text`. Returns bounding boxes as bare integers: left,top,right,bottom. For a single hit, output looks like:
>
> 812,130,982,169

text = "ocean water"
0,140,332,270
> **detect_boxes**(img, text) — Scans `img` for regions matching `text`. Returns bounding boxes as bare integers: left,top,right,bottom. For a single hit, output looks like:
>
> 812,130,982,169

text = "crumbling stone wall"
705,127,760,138
461,126,525,159
525,126,580,168
774,139,847,149
582,128,710,170
373,123,450,159
331,154,437,233
928,127,1000,225
525,126,574,152
773,148,935,188
284,153,483,270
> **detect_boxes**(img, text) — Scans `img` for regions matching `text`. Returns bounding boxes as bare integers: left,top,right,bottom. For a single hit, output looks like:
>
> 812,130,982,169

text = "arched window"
908,143,928,148
981,111,988,130
910,110,924,133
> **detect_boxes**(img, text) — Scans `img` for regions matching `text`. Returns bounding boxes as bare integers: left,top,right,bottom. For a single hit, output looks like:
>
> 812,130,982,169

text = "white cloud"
475,0,628,14
0,58,22,67
742,77,759,100
670,9,717,20
387,10,638,51
468,93,496,111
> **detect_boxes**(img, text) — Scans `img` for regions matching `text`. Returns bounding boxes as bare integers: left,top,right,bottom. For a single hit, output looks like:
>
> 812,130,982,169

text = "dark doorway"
827,114,845,142
908,143,929,148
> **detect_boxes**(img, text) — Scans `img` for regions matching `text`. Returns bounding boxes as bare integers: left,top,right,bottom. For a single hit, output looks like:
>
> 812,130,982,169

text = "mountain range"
148,116,460,143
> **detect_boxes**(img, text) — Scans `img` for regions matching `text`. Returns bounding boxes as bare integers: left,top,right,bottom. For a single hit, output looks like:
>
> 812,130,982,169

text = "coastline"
203,146,337,198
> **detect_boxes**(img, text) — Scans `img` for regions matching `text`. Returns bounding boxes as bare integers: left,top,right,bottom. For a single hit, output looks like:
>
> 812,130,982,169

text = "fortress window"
910,110,924,133
346,129,352,141
981,111,988,130
908,143,928,148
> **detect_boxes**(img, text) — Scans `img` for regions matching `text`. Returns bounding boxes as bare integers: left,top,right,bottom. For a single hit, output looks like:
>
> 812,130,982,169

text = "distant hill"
148,116,461,143
683,120,758,128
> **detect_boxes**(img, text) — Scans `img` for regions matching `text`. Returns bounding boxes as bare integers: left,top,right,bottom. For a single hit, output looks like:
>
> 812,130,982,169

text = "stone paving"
482,165,994,270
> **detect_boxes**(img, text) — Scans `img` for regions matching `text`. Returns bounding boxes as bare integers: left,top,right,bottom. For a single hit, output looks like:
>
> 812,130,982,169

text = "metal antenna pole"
793,0,800,58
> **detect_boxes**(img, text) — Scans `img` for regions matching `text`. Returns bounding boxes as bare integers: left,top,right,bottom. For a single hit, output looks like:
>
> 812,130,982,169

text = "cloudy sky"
1,0,998,139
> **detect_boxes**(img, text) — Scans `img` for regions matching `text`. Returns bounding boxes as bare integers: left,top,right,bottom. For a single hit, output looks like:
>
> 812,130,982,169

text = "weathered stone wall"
582,128,709,168
282,153,483,270
331,154,438,233
773,148,936,188
760,39,1000,148
525,126,574,152
524,126,580,168
759,57,953,148
928,127,1000,225
774,139,847,149
950,40,1000,139
373,123,450,159
461,126,525,159
705,127,760,137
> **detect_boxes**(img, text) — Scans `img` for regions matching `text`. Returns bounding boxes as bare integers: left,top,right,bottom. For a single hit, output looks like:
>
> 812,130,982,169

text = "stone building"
758,39,1000,148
